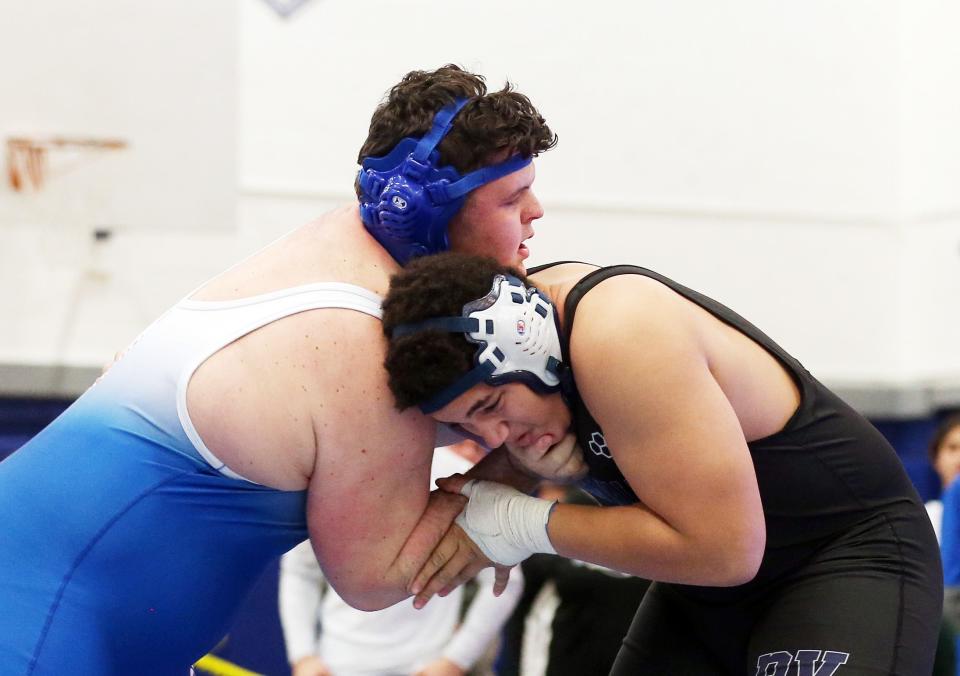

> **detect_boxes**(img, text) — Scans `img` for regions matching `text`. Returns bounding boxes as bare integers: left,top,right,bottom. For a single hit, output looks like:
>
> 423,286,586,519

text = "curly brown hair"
381,252,523,410
355,64,557,198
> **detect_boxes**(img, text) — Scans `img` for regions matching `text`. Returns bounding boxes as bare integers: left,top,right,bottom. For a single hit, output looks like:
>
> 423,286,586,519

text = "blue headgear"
358,98,532,265
392,274,565,414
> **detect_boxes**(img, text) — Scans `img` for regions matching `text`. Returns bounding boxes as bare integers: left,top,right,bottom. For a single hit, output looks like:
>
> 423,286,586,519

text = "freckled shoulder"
304,307,434,468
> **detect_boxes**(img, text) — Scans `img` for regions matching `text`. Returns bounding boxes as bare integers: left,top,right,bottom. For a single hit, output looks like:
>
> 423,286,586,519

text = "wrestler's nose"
469,419,509,450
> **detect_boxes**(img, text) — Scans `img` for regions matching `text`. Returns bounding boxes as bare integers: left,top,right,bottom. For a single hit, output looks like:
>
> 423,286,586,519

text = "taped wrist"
455,480,557,566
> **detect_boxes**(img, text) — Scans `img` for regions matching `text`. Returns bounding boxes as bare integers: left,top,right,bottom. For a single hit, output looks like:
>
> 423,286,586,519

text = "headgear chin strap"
358,98,532,265
392,274,565,414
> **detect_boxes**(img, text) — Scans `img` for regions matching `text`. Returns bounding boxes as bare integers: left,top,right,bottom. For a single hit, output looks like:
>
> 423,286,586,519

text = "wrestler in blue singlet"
0,283,383,675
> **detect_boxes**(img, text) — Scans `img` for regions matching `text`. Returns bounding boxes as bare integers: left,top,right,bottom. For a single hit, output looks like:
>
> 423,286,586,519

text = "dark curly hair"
382,252,523,410
355,64,557,199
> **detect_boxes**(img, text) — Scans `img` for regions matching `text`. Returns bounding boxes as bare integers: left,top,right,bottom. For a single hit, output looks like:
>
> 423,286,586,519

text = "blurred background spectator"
494,485,650,676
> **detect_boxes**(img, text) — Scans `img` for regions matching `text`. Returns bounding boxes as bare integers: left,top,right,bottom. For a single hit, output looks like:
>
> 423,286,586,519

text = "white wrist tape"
455,480,557,566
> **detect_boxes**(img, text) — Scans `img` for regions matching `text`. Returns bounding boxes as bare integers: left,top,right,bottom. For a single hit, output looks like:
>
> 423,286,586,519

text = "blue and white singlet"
0,282,383,675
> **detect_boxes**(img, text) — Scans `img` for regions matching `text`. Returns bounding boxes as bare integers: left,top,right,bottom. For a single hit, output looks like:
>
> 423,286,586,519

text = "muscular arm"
303,323,464,611
546,276,765,585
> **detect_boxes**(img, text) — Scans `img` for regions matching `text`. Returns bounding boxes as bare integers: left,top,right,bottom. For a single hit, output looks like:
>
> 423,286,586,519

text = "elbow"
335,588,396,612
326,579,402,612
716,552,762,587
315,556,407,612
345,596,395,613
711,527,765,587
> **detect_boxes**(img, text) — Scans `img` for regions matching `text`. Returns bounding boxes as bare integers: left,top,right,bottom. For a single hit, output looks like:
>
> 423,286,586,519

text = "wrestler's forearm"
374,489,468,603
322,521,454,611
356,450,538,606
308,475,462,611
548,501,763,587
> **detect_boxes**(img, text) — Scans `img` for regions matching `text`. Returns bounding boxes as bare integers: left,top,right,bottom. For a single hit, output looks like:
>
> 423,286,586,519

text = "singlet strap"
561,265,813,415
178,282,383,319
526,260,589,276
176,282,384,483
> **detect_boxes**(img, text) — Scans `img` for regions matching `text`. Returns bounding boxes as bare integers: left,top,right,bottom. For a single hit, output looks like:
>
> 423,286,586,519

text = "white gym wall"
1,0,957,415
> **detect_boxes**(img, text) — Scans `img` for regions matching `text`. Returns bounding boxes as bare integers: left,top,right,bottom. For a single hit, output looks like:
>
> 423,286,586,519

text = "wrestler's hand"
409,474,512,609
506,432,588,483
393,488,467,592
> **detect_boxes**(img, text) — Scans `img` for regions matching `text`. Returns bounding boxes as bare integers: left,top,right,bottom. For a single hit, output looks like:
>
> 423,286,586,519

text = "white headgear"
392,274,565,413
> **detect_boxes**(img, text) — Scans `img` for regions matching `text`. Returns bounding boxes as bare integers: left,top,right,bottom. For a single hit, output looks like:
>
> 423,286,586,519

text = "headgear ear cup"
391,275,566,413
358,99,532,264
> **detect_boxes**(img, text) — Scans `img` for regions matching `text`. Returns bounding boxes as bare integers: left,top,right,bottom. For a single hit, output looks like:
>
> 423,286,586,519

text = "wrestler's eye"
483,394,503,415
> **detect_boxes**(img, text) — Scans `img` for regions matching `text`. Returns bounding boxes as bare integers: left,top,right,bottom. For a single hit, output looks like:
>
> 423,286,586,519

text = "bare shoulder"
307,309,433,457
528,261,598,288
569,273,694,352
567,274,705,422
528,262,598,321
191,206,398,301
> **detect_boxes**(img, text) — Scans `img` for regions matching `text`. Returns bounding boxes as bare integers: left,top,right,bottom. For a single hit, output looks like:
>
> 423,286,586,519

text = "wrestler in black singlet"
532,263,942,676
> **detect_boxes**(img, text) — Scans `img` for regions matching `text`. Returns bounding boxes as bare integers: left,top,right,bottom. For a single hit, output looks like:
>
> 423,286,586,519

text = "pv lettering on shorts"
755,650,850,676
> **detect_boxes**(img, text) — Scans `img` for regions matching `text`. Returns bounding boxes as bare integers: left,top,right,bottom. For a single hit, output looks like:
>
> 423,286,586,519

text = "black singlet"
529,263,942,674
534,263,929,600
